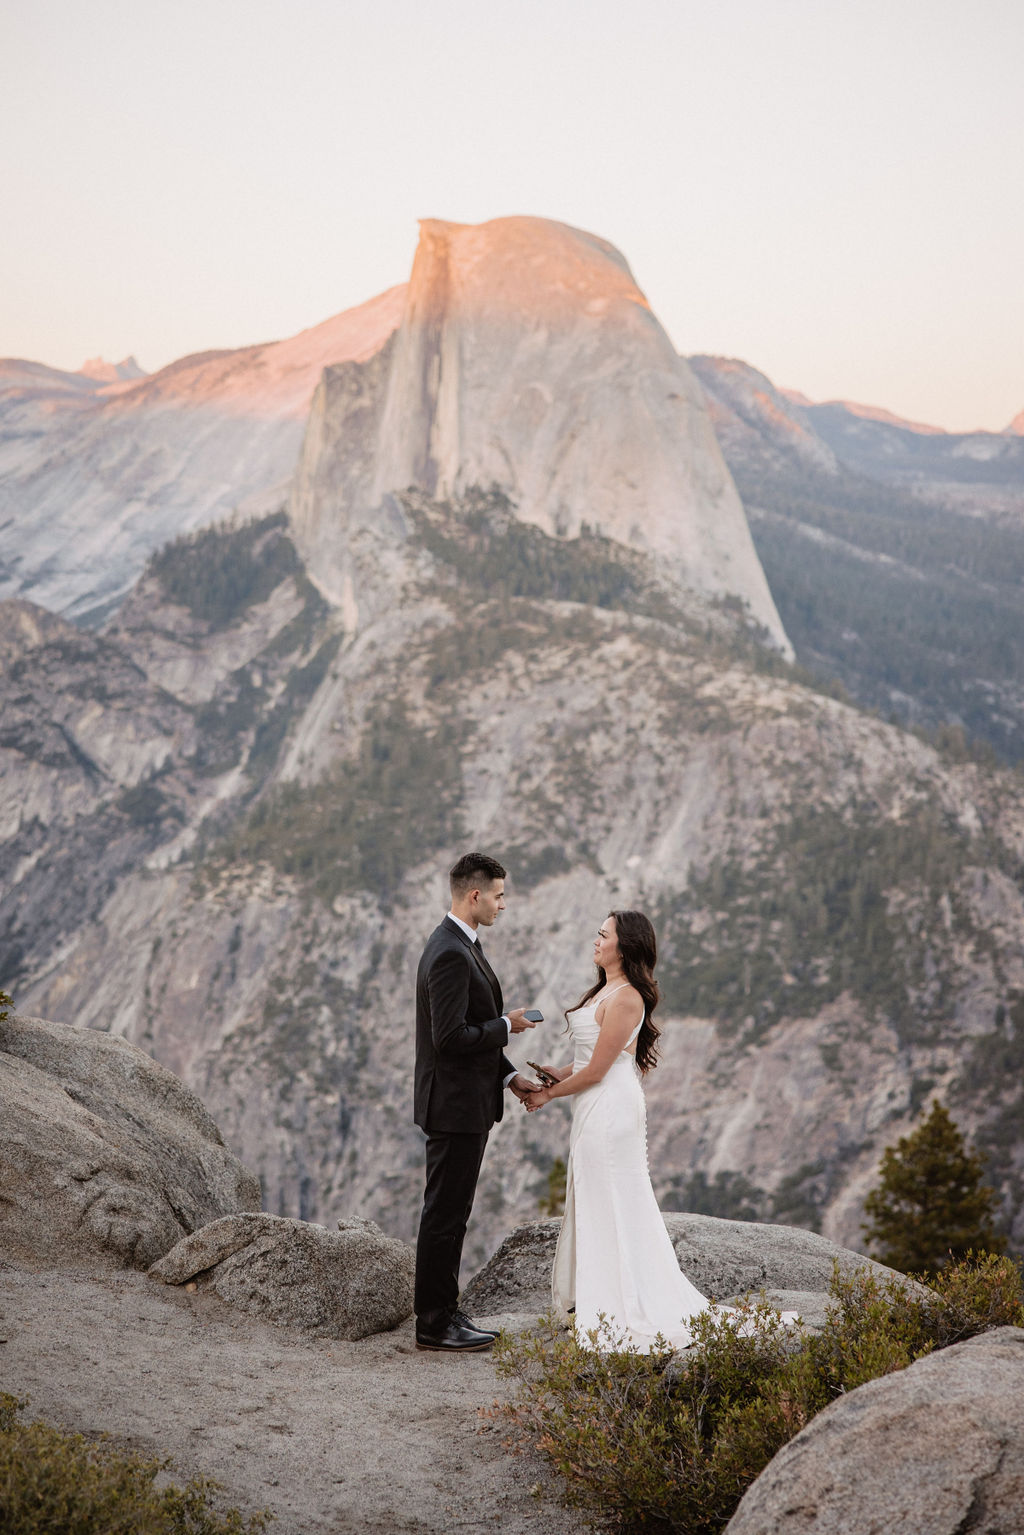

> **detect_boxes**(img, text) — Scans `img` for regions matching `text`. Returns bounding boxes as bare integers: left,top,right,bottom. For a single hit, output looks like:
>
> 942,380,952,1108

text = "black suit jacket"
414,917,516,1135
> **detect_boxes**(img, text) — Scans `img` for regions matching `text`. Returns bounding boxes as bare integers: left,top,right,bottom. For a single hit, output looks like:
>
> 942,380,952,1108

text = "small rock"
149,1212,415,1340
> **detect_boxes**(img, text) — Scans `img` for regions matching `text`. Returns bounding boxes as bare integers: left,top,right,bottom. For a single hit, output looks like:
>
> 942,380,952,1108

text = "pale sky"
3,0,1022,431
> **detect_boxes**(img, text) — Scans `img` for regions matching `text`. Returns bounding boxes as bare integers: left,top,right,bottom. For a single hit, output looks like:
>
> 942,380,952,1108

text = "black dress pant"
414,1130,489,1325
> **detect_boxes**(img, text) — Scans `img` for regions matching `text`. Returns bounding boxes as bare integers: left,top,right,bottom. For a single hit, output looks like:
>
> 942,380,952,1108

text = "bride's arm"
532,993,641,1103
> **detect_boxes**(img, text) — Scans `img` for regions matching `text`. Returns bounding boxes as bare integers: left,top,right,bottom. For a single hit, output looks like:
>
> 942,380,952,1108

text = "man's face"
471,878,507,927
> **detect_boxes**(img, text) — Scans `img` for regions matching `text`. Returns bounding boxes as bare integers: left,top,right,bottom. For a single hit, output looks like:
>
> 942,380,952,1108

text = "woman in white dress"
525,910,719,1352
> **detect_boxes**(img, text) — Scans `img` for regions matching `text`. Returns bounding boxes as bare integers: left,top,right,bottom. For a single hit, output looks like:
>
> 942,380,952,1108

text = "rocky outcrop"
726,1326,1024,1534
79,356,147,383
663,1213,906,1299
290,216,792,652
461,1215,904,1317
462,1219,562,1315
0,1012,260,1270
149,1211,414,1339
0,1261,577,1535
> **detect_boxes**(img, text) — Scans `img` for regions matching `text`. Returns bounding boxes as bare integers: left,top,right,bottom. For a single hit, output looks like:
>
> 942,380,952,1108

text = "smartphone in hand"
527,1060,558,1087
523,1009,544,1023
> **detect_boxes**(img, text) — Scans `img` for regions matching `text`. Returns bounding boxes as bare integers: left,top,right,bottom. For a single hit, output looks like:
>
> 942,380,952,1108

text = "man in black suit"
413,851,538,1351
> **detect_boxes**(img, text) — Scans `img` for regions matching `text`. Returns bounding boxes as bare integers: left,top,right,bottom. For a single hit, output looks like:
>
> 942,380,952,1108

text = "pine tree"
862,1100,1005,1274
539,1157,567,1217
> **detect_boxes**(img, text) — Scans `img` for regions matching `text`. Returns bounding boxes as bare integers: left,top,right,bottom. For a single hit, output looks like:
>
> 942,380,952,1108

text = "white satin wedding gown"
551,985,723,1352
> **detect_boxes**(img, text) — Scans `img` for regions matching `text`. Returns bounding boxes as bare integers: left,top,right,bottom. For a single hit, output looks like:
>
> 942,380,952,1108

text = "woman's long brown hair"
567,909,661,1072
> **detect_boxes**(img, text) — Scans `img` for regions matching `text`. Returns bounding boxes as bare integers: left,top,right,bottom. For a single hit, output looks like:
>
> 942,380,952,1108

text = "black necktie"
474,938,498,989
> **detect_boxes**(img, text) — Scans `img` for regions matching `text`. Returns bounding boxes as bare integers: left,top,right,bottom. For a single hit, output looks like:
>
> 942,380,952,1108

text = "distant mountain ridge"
812,400,945,435
2,233,1018,623
800,398,1024,500
697,362,1024,502
694,355,1024,762
795,394,1024,439
79,355,147,383
2,218,1022,756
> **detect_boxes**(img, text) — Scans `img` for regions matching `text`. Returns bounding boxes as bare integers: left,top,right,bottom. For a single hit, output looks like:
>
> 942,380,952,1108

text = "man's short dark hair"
449,852,507,898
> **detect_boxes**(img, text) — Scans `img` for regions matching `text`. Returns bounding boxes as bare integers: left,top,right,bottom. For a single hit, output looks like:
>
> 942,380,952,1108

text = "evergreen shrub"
862,1100,1005,1273
538,1158,567,1217
146,513,298,629
0,1394,269,1534
494,1254,1024,1533
405,488,648,612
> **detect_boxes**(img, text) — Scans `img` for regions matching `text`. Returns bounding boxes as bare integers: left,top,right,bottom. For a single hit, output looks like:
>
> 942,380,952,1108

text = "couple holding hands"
413,851,718,1354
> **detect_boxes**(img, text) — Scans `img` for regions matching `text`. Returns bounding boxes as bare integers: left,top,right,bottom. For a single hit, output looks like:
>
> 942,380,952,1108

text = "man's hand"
507,1007,537,1034
509,1074,540,1102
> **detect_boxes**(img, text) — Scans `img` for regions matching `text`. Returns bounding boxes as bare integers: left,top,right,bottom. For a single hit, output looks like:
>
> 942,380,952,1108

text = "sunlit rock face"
290,216,791,654
0,287,406,621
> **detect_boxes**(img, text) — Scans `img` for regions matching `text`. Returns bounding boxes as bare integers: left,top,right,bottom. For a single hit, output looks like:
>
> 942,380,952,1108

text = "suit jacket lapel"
442,916,502,1011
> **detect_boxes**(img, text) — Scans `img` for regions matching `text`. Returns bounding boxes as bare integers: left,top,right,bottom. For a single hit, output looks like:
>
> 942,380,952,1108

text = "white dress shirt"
446,911,519,1089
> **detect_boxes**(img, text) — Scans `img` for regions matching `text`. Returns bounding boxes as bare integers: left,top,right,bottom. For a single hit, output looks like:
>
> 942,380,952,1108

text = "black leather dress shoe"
454,1309,497,1340
415,1316,495,1352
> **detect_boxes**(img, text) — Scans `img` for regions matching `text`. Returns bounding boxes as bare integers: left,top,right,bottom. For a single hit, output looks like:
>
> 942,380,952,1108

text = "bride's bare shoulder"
595,983,642,1023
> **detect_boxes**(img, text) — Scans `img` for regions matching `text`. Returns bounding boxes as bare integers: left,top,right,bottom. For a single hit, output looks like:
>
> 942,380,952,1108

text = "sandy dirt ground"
0,1260,592,1534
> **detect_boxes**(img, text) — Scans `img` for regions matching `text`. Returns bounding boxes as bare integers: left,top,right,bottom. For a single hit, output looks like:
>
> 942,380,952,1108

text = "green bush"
0,1393,269,1534
494,1253,1024,1533
863,1100,1005,1274
405,488,649,613
539,1158,567,1217
146,512,298,628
